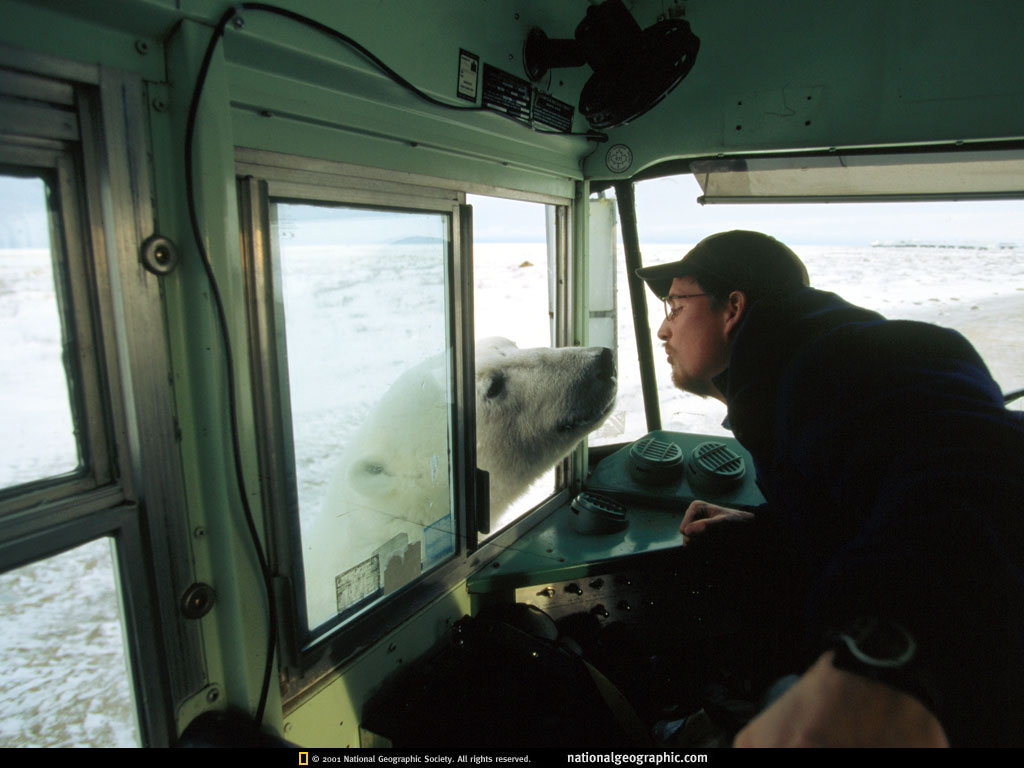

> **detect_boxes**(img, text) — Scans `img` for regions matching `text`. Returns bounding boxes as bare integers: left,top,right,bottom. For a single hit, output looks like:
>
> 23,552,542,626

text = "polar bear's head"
309,338,616,625
341,337,616,516
474,337,617,512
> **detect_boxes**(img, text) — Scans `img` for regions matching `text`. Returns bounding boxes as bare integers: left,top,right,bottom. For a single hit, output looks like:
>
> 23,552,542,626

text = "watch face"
841,617,916,668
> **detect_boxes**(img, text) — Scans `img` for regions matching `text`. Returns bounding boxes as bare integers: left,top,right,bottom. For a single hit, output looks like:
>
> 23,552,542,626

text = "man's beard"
671,361,716,399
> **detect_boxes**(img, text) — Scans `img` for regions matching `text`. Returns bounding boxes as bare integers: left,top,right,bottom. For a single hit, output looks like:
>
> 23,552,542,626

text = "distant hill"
392,236,445,245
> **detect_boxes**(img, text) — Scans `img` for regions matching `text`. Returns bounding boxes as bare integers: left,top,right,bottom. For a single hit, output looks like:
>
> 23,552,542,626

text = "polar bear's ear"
348,457,397,497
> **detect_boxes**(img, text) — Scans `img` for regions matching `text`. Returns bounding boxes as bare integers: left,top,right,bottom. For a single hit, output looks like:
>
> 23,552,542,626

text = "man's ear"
723,290,747,338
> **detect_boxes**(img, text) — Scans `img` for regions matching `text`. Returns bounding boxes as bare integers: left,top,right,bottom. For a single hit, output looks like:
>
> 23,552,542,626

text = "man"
636,230,1024,747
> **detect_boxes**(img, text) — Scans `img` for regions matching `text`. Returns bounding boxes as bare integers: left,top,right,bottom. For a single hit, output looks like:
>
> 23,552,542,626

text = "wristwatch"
830,617,938,712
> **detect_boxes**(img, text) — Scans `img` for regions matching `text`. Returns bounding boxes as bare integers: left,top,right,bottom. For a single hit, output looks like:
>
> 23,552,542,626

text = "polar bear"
303,338,616,627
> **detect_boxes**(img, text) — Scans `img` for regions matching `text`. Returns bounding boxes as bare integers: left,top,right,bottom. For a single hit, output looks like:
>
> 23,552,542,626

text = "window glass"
0,175,80,488
469,195,557,534
603,175,1024,443
0,538,140,747
271,203,454,630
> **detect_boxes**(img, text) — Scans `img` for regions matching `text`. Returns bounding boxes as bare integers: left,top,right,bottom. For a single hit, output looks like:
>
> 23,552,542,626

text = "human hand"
733,651,948,747
679,500,755,546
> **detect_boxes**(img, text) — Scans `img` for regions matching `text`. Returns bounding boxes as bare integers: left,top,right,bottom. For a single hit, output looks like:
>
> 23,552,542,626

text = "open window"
467,193,574,535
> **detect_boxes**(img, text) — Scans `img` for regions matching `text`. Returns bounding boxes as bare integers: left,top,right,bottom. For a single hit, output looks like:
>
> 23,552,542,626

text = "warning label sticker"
534,91,574,132
335,554,381,613
482,64,531,123
457,49,479,102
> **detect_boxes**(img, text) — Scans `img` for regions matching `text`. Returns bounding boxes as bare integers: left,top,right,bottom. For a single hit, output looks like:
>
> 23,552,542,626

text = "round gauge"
605,144,633,173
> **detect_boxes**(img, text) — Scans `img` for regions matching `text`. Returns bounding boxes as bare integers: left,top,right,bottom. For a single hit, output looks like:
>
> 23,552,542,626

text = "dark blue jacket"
714,288,1024,745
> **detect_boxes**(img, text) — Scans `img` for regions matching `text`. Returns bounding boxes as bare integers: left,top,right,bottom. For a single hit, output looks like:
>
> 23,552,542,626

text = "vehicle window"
468,194,560,535
0,538,140,747
269,202,456,632
598,174,1024,444
0,175,80,488
0,59,182,748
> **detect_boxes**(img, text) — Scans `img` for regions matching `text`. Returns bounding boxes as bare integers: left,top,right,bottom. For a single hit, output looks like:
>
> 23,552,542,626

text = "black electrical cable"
184,2,607,730
234,2,606,140
185,5,277,727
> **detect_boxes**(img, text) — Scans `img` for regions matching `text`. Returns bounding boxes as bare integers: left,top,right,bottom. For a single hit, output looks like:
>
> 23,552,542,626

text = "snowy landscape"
1,233,1022,746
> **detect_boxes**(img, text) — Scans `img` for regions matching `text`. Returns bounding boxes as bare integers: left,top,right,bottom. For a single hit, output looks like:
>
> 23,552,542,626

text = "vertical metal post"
613,181,661,433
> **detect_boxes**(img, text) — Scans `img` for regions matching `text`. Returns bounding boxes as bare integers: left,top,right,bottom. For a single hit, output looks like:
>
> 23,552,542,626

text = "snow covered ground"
0,241,1021,746
0,539,139,747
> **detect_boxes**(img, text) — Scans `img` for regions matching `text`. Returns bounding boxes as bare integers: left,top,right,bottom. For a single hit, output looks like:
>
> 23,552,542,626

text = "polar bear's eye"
484,373,506,399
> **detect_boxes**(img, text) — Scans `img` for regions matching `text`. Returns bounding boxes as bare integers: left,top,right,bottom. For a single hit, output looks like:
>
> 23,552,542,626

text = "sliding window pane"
270,203,454,630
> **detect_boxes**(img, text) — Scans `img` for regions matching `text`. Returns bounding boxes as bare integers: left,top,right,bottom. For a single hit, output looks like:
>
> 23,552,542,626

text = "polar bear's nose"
592,347,616,380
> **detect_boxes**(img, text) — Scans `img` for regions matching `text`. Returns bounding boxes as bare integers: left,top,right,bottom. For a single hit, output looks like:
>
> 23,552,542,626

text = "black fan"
523,0,700,129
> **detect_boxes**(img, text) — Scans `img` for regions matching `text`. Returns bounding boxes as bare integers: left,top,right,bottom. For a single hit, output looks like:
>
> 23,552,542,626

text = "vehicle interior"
0,0,1021,748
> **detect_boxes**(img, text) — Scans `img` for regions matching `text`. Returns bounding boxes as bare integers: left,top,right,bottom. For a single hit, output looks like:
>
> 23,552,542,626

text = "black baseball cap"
636,230,810,302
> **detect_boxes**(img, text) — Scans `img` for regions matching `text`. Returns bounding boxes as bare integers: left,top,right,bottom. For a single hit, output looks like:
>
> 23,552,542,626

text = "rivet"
141,234,178,275
181,583,216,619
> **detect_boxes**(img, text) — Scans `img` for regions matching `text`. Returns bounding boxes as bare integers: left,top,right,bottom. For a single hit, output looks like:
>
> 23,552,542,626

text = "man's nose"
657,317,671,340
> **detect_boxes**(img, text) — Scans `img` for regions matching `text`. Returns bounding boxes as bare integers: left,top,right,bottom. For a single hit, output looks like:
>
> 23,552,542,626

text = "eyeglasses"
662,293,708,321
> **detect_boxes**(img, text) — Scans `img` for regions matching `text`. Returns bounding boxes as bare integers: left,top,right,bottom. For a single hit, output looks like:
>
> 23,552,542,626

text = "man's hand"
734,651,949,747
680,500,755,546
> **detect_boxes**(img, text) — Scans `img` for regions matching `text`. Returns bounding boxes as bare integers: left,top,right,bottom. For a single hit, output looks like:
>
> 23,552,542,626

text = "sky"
629,175,1024,246
471,174,1024,246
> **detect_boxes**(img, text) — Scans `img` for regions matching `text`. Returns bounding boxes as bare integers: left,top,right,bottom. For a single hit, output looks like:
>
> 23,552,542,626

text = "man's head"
636,230,809,307
636,231,809,398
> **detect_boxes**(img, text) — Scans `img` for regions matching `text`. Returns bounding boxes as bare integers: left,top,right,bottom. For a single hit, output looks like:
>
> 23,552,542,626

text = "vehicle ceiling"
19,0,1024,186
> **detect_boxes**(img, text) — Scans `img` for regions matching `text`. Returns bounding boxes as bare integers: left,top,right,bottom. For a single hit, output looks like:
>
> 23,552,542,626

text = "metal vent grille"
627,437,686,485
688,441,746,491
570,492,628,534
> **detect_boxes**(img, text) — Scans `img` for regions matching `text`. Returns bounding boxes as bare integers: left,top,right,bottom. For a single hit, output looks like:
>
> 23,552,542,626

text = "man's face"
657,277,735,400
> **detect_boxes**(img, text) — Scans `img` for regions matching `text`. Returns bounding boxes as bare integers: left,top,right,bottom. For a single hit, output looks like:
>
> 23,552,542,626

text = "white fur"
303,338,616,627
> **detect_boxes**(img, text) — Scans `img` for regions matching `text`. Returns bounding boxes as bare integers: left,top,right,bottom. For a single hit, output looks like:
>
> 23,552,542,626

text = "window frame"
237,153,475,663
0,112,113,510
236,148,577,702
0,46,195,747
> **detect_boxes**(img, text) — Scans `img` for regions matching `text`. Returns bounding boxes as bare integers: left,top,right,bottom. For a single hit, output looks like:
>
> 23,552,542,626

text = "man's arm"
734,652,948,747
